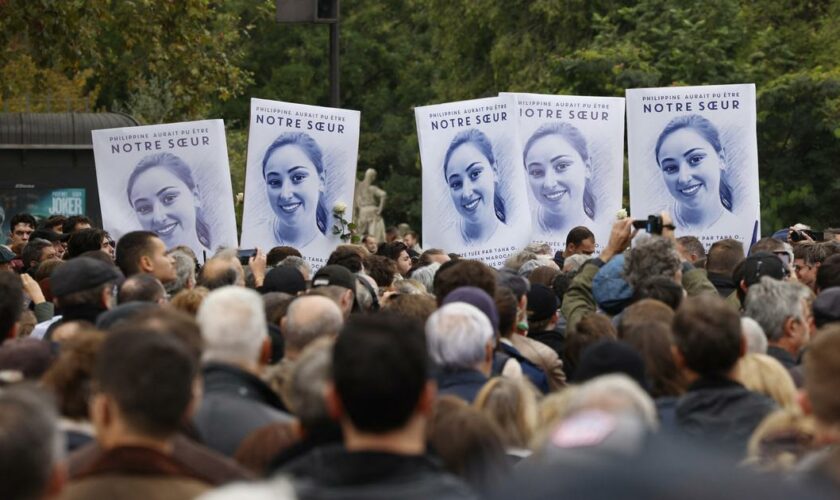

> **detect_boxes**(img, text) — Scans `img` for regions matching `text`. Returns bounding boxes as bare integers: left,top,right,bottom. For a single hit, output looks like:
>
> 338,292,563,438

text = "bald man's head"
199,252,244,290
282,295,344,360
118,273,166,304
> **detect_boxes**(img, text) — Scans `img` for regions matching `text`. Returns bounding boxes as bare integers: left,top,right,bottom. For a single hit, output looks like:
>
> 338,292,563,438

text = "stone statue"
354,168,387,242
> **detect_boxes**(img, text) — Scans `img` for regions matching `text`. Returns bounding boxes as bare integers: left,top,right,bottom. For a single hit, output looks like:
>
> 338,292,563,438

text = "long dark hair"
127,152,212,248
523,122,595,219
262,132,329,235
443,128,506,223
655,114,733,212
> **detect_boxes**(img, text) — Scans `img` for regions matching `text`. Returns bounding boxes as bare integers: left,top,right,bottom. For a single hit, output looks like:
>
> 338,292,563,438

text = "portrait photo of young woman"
443,128,507,246
654,114,739,233
260,131,332,250
522,122,595,238
127,152,213,254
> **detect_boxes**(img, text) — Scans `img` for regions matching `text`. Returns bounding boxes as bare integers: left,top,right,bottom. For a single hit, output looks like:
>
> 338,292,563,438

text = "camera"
789,229,824,242
632,215,675,235
237,248,257,265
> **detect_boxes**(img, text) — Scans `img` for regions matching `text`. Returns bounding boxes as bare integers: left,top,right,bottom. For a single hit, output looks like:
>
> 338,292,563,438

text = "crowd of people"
2,211,840,499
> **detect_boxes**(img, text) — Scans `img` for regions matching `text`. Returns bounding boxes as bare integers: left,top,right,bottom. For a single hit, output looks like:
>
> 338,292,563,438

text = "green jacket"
560,258,717,332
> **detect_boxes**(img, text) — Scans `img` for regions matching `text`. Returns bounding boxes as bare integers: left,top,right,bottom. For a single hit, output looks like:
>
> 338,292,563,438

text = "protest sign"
506,92,625,254
627,84,760,250
415,94,531,267
241,98,360,268
92,119,238,261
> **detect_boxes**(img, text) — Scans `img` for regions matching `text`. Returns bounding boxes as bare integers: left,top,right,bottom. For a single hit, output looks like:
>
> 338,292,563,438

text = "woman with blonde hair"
736,353,797,411
474,377,540,459
169,286,209,318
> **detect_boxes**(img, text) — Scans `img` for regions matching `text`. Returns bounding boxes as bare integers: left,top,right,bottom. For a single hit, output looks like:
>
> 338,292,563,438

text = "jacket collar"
60,303,107,323
436,367,487,387
767,345,797,369
290,444,443,486
202,362,286,411
77,445,206,483
687,372,744,392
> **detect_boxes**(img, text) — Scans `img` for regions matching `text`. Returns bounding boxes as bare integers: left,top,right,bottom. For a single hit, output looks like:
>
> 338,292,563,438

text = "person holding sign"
443,129,507,245
127,152,212,254
655,114,737,233
261,131,331,249
522,122,595,236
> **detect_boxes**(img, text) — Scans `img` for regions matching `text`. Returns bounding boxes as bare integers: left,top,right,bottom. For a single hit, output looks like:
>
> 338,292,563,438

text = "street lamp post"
276,0,341,107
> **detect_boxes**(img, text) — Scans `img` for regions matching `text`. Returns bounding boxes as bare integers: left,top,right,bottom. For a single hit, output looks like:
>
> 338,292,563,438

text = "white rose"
616,208,628,220
333,202,347,215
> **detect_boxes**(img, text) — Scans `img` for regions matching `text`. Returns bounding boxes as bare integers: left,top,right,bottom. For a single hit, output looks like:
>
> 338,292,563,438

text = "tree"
0,0,252,121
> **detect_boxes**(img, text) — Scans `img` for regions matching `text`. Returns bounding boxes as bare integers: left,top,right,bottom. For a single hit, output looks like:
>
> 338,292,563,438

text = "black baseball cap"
527,283,560,322
743,252,786,287
51,257,123,297
261,266,307,295
311,265,356,291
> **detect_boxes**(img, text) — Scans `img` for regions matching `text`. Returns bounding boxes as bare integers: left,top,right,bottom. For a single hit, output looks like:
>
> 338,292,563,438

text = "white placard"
92,119,238,261
505,92,625,254
241,98,360,269
627,84,760,250
415,95,532,267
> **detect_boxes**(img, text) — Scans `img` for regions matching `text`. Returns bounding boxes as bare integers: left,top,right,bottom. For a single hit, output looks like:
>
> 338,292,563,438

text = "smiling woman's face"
657,127,723,211
446,142,497,224
264,144,324,228
130,166,197,247
524,134,587,216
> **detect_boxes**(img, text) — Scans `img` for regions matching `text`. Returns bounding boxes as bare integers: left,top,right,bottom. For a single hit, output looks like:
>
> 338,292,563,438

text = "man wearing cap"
734,251,788,309
45,257,123,340
525,284,564,358
260,267,307,296
309,265,356,318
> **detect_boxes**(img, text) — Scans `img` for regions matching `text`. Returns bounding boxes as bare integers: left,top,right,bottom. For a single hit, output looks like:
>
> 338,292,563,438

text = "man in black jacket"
667,295,776,457
194,286,292,456
286,314,476,499
704,238,744,298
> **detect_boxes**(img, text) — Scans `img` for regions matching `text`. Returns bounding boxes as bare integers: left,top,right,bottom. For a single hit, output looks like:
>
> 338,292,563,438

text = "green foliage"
0,0,252,121
2,0,839,234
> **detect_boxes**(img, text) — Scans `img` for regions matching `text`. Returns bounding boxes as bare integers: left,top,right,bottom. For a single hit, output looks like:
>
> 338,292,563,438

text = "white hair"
425,302,493,369
410,262,441,293
566,374,658,430
741,316,767,354
563,253,590,273
197,286,267,364
744,277,812,342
